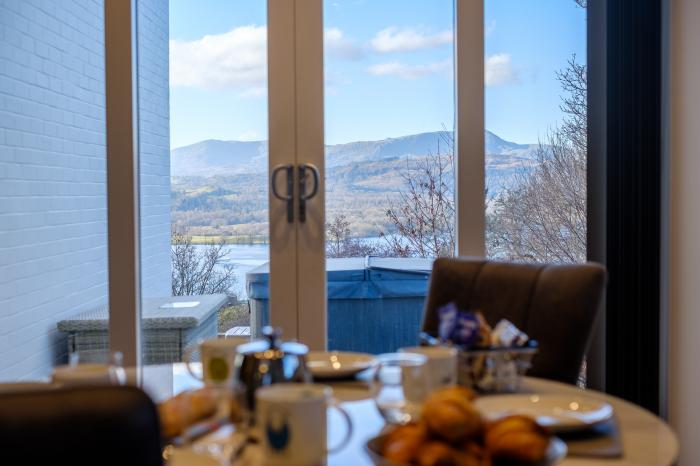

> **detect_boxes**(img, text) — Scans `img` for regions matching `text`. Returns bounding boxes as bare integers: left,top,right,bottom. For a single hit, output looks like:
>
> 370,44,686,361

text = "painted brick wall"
0,0,171,381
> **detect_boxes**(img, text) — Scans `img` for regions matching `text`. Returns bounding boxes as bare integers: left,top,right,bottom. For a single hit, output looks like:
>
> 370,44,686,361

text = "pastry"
157,387,223,438
484,416,550,465
381,422,428,464
415,441,456,466
422,388,483,443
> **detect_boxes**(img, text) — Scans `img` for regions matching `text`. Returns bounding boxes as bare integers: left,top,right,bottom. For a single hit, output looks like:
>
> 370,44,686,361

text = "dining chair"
0,385,163,466
421,258,607,385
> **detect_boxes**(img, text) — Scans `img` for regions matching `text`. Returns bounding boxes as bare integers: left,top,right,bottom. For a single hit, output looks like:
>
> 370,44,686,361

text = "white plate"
475,393,614,433
365,434,567,466
306,351,377,378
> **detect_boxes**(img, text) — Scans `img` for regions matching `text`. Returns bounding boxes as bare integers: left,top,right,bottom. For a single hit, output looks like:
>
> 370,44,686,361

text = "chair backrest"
0,385,163,466
422,258,607,385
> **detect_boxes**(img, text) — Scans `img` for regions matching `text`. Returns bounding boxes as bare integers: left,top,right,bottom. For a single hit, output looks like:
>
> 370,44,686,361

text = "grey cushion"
421,258,607,385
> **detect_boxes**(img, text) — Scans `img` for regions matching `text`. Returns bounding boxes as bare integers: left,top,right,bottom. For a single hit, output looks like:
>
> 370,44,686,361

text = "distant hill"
170,130,538,177
170,131,540,238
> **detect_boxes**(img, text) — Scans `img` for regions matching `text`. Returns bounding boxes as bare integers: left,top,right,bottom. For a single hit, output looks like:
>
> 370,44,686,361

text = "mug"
185,337,248,386
256,384,353,466
51,363,126,387
399,346,458,391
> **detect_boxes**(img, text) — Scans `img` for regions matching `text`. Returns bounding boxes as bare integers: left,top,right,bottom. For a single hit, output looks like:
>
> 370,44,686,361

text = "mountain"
170,131,538,177
170,131,541,237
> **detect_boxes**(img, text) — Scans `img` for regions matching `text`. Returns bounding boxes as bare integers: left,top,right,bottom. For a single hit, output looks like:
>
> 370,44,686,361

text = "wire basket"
457,344,538,393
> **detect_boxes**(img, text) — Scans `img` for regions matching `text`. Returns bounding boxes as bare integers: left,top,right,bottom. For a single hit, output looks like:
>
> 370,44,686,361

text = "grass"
218,302,251,333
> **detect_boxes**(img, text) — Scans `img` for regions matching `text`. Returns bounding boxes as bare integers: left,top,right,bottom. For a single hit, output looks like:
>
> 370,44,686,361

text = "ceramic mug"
399,346,458,391
185,337,248,386
256,384,353,466
51,363,126,387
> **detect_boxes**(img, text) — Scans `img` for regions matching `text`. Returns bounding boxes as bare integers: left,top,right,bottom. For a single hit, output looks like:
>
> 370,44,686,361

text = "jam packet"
490,319,529,347
437,302,490,348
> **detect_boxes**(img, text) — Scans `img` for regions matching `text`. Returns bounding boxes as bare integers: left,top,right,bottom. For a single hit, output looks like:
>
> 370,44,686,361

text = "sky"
168,0,586,149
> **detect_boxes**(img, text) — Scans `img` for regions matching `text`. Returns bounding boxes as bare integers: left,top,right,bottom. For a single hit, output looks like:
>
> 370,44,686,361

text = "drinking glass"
372,352,429,425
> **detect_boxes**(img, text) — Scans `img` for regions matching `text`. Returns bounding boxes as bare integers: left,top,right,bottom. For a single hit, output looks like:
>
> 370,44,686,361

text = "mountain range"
170,130,538,178
170,131,540,238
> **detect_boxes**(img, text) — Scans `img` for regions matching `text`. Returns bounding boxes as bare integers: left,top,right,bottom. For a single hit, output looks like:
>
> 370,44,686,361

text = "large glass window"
484,0,587,264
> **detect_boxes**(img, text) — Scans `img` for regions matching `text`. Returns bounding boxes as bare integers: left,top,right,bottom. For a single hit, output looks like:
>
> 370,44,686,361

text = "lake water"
194,236,394,299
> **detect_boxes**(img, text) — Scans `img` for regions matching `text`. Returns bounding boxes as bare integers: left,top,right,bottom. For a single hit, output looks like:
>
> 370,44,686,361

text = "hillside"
171,131,539,238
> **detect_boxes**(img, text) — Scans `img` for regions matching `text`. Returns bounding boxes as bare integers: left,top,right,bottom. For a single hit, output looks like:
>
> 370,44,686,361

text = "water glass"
372,352,429,425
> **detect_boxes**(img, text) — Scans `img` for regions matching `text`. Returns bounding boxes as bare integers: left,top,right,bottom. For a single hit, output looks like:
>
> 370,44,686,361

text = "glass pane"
484,0,587,264
322,0,456,353
0,2,109,380
137,0,268,395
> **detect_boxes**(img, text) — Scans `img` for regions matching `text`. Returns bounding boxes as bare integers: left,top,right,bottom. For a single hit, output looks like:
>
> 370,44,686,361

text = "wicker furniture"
57,294,228,364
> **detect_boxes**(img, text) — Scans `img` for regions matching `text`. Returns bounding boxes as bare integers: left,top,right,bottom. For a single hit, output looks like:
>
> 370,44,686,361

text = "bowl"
365,432,567,466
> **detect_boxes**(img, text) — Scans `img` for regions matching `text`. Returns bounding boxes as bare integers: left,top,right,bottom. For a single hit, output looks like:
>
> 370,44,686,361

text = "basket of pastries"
425,302,538,393
366,386,566,466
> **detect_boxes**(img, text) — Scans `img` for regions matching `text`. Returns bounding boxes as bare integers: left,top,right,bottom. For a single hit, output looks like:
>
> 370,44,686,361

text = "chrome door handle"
298,163,319,223
271,164,294,223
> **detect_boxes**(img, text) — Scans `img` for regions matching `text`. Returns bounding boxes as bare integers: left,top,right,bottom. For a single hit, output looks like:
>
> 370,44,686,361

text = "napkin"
557,416,623,458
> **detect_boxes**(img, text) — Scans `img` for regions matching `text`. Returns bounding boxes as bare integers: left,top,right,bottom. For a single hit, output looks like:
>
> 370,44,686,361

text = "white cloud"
325,27,364,60
370,27,453,53
169,25,267,92
485,54,520,86
368,60,452,79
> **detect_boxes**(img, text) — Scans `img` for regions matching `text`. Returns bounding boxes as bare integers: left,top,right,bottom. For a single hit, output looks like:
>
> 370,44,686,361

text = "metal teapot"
234,326,311,411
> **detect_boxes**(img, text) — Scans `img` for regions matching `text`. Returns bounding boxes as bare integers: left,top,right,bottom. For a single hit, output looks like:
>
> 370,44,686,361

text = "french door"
265,0,484,350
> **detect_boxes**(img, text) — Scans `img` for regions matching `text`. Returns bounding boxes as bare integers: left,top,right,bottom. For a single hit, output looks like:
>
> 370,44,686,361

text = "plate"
365,433,567,466
475,393,614,433
306,351,377,379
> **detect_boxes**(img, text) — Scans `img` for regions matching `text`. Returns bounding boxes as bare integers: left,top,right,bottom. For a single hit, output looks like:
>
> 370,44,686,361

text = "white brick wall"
0,0,171,381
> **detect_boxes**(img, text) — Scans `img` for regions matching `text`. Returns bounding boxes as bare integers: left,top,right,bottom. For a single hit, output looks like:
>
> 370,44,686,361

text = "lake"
194,236,395,299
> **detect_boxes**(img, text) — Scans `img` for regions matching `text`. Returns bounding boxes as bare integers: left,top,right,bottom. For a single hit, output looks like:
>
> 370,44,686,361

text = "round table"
146,365,678,466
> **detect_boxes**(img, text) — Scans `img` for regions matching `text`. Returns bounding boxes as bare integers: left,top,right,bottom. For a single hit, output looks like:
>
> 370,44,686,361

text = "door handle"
271,164,294,223
298,163,320,223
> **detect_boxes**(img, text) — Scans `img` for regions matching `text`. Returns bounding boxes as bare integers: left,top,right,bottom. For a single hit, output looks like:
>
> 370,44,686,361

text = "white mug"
51,363,126,387
185,336,248,386
256,384,353,466
399,346,458,391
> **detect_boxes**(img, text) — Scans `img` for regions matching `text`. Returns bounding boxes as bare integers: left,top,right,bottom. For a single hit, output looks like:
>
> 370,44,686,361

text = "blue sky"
168,0,586,148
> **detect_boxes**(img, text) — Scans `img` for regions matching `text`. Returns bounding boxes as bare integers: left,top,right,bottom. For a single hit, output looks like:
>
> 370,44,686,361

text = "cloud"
370,27,453,53
368,60,452,79
485,54,520,86
169,25,267,92
325,27,365,60
485,20,497,36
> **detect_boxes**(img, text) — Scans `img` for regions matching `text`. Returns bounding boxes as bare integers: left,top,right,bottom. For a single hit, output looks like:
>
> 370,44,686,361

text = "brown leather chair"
0,385,163,466
421,258,607,385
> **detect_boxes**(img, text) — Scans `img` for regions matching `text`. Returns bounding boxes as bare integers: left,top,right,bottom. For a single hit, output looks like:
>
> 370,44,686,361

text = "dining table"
140,363,679,466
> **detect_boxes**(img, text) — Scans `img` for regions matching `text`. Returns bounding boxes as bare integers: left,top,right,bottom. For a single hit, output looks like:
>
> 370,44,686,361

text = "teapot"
234,326,311,411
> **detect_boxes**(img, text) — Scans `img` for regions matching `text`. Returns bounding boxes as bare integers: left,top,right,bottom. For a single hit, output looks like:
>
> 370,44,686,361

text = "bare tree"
326,214,382,258
488,55,587,263
171,230,237,297
384,131,455,258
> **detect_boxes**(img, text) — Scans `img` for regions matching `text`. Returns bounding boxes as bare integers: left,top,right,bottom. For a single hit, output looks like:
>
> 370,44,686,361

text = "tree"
326,214,382,258
488,55,587,263
384,131,456,258
171,230,238,297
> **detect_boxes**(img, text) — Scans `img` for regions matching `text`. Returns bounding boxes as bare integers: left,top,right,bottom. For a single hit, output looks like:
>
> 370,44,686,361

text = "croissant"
382,422,429,464
484,415,550,465
422,392,482,443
